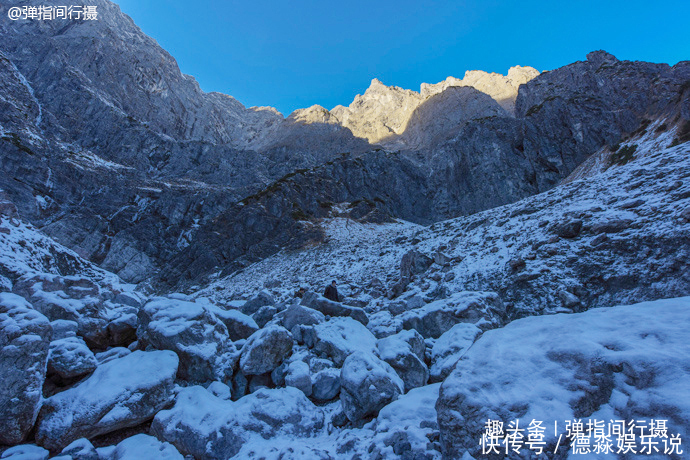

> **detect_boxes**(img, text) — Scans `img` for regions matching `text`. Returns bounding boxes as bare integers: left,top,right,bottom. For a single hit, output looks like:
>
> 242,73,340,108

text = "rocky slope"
2,1,689,290
1,126,689,458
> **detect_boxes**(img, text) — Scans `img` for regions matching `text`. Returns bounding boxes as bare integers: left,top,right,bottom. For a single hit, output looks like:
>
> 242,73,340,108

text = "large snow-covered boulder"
311,317,377,366
429,322,481,382
277,303,326,333
47,335,98,379
377,329,429,392
311,367,341,401
301,291,369,325
0,292,51,445
137,298,238,383
152,386,324,460
205,304,258,341
402,290,503,338
340,351,404,422
12,273,110,347
35,350,178,451
239,325,293,375
110,434,184,460
241,290,275,315
437,297,690,459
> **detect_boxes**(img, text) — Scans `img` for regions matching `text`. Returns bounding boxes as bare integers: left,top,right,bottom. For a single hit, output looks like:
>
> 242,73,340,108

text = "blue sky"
113,0,689,116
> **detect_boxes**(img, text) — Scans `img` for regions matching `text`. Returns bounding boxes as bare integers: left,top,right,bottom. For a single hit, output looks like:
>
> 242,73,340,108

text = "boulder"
277,303,325,333
35,350,178,451
12,273,110,347
437,297,690,459
111,434,183,460
50,319,78,339
400,250,433,281
285,360,312,396
47,336,98,379
152,386,324,460
205,304,258,341
252,305,277,328
429,322,481,382
311,317,377,366
402,290,503,338
0,292,51,445
59,438,98,460
239,325,293,375
95,347,131,365
137,298,237,383
241,290,275,315
311,367,341,401
377,330,429,391
340,351,404,422
301,291,369,325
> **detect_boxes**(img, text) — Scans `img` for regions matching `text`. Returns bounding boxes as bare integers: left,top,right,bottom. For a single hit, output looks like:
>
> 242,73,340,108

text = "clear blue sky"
112,0,689,116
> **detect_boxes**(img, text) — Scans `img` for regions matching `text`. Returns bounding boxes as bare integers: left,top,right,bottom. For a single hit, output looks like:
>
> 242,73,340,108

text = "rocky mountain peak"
586,49,619,67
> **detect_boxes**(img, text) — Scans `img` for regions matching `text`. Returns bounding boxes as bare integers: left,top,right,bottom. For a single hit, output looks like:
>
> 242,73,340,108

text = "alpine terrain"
1,1,689,459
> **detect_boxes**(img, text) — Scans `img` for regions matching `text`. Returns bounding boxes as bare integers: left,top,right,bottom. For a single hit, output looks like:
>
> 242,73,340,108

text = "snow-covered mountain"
1,0,690,458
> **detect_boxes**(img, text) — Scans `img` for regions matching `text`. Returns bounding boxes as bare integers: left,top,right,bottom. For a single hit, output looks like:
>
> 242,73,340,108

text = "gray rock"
151,386,324,460
340,351,404,422
400,250,433,281
278,303,326,333
252,305,277,328
436,298,690,459
311,367,341,401
241,290,275,315
377,330,429,392
59,438,98,460
239,325,293,375
402,291,504,338
285,360,312,397
0,292,51,445
35,350,178,451
112,291,144,308
589,218,633,234
311,317,377,366
12,273,110,347
552,219,583,238
429,323,481,382
205,304,259,341
301,291,369,325
137,298,237,383
50,319,78,340
48,336,98,379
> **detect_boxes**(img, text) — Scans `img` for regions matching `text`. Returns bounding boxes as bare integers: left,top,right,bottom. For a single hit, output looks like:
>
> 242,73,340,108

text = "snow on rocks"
311,367,341,401
12,273,111,347
58,438,98,460
47,335,98,379
109,434,183,460
285,360,312,396
241,289,275,315
152,385,324,460
0,444,50,460
35,350,178,451
402,290,504,338
137,297,238,383
239,324,293,375
301,291,369,325
205,304,258,341
437,296,690,459
377,329,429,392
340,351,404,422
0,292,51,445
429,322,481,382
310,316,377,366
